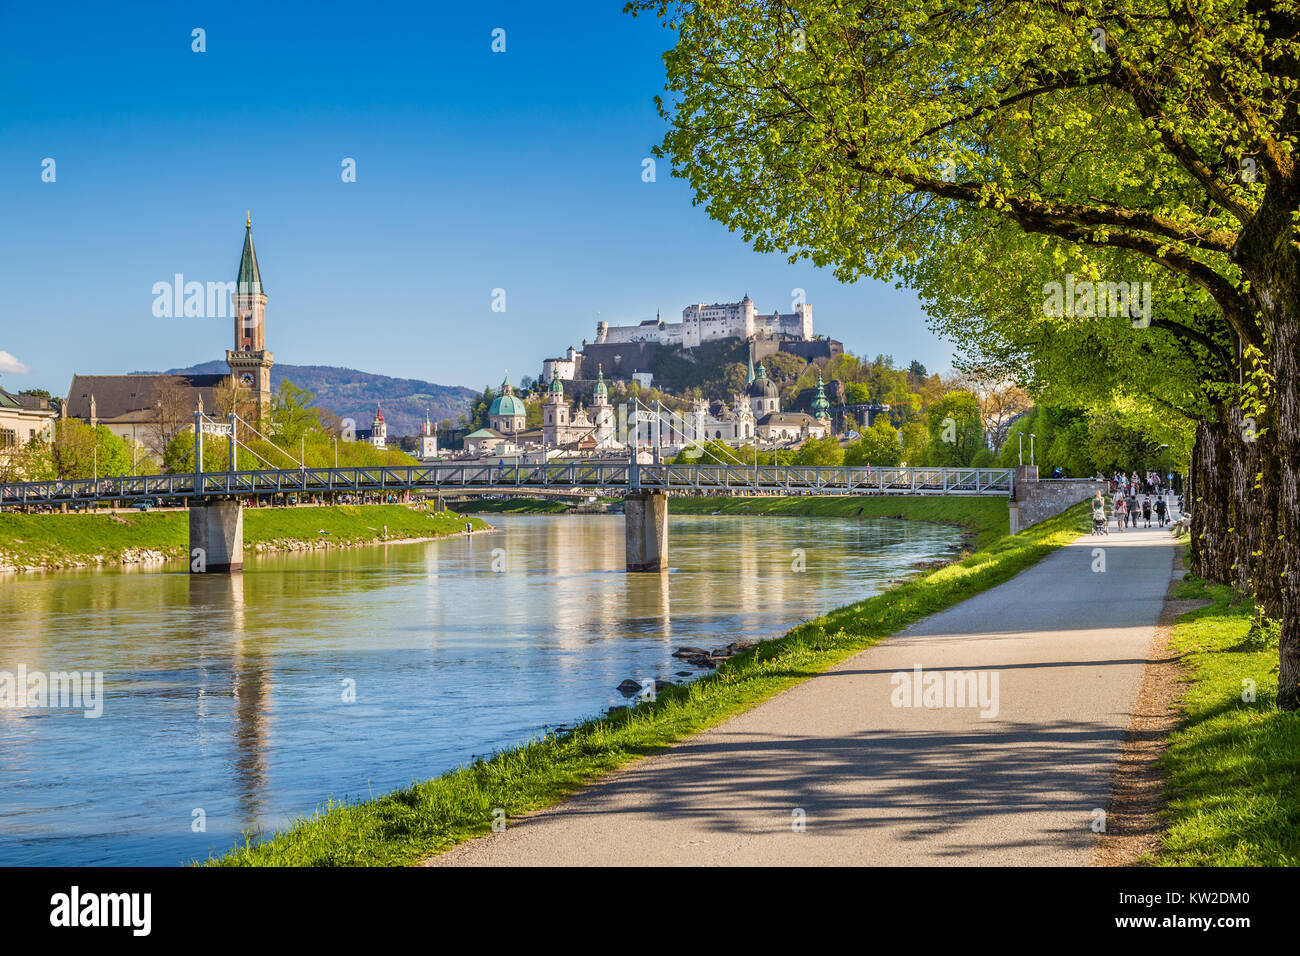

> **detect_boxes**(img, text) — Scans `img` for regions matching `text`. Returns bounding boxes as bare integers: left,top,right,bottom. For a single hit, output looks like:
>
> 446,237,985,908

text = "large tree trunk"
1263,321,1300,710
1190,415,1235,585
1238,185,1300,709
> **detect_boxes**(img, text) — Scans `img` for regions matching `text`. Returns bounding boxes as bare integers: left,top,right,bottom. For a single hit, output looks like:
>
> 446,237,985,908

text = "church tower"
227,214,275,422
590,364,614,445
543,375,569,447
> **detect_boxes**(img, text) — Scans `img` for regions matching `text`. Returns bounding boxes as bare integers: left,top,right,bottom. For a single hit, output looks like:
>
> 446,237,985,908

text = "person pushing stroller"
1092,492,1109,535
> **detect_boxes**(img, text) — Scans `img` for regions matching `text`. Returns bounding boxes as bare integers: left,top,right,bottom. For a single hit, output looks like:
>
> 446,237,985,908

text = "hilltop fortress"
544,294,842,387
594,294,812,348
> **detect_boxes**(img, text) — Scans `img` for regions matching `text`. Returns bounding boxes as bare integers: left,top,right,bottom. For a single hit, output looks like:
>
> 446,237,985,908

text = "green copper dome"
489,374,526,418
550,376,564,394
593,364,607,397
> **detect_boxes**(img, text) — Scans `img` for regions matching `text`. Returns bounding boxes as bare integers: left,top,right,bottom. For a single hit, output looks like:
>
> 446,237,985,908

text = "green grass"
1156,575,1300,865
208,499,1087,867
0,504,489,569
667,494,1010,550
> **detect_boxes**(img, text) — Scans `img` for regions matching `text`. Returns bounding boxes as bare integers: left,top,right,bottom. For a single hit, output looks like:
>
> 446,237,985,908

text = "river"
0,512,962,865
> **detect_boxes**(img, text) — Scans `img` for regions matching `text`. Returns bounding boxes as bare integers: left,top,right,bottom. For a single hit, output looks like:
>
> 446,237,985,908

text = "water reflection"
0,513,959,864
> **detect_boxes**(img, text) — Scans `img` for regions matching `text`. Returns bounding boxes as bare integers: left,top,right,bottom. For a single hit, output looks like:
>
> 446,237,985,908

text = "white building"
541,346,580,385
593,294,814,349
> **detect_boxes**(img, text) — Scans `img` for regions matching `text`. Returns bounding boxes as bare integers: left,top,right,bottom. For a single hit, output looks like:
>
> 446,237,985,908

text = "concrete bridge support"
189,498,244,573
625,490,668,572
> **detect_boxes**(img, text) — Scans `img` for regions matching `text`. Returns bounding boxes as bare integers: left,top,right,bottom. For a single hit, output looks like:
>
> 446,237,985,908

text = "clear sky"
0,0,956,397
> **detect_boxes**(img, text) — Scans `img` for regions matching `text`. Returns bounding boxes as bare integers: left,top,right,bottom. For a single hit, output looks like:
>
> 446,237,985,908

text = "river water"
0,513,961,865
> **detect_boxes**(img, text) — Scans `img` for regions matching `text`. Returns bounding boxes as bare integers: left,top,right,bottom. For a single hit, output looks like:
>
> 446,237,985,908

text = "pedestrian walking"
1142,495,1153,527
1115,496,1127,531
1155,496,1168,527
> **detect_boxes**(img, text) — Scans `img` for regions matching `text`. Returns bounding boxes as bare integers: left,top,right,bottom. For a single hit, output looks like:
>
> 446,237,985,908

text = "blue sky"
0,0,954,396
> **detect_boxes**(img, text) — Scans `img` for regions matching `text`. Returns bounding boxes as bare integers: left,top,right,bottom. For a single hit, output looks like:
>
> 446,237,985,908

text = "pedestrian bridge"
0,463,1014,505
1,463,1015,573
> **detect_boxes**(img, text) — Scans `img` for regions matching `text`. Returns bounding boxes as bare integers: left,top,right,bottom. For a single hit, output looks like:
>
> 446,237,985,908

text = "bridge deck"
0,464,1014,505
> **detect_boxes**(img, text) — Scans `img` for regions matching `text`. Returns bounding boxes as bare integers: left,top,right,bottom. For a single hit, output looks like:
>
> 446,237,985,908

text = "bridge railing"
0,464,1014,505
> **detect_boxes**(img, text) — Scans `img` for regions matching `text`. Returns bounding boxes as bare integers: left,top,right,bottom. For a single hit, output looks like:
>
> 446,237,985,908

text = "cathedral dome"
747,363,779,399
490,374,526,417
593,364,608,398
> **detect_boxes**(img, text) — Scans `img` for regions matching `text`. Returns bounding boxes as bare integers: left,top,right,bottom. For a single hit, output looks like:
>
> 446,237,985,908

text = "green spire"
812,373,831,418
237,213,263,295
594,363,607,397
746,346,756,385
501,372,513,395
550,375,564,395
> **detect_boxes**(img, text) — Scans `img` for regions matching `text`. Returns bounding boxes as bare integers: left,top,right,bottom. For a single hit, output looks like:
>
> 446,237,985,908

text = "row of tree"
638,0,1300,707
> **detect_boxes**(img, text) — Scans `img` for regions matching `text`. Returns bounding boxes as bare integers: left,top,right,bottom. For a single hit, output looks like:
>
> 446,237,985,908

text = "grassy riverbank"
668,495,1010,549
210,498,1085,867
0,504,489,571
454,494,1009,550
1156,576,1300,865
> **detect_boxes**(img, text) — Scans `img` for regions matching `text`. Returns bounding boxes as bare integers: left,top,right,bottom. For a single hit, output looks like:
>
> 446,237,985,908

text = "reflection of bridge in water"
1,462,1015,573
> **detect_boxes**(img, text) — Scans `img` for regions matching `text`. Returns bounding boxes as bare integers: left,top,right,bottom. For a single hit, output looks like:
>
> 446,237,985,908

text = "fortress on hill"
543,294,842,387
594,294,813,348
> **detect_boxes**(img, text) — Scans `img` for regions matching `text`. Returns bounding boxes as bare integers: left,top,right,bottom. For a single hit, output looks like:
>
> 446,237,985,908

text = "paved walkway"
430,525,1179,866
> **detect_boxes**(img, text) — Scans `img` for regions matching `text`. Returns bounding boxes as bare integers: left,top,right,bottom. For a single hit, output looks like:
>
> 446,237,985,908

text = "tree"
845,416,902,466
51,420,131,479
269,380,318,447
635,0,1300,707
0,435,54,481
148,377,194,459
926,391,984,466
791,435,844,466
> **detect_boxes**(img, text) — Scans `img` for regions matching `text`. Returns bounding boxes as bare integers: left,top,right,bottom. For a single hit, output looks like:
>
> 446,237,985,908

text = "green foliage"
51,420,133,479
926,391,983,466
270,380,319,446
790,435,844,466
845,416,901,466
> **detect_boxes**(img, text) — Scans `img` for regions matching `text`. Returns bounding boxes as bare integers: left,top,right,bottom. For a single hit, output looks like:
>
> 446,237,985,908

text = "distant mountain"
166,361,476,437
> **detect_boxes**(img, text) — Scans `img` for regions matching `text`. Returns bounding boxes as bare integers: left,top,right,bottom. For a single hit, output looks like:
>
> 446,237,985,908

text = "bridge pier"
625,490,668,572
189,498,244,573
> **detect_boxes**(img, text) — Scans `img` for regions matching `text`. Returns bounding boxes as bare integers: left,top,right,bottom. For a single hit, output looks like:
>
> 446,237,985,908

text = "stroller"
1092,502,1109,535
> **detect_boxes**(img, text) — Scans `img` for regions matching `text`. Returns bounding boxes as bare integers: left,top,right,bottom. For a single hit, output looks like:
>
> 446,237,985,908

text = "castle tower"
226,213,275,422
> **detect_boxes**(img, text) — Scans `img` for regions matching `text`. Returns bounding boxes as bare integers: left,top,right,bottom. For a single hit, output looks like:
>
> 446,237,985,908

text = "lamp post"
1029,433,1036,467
1018,433,1023,465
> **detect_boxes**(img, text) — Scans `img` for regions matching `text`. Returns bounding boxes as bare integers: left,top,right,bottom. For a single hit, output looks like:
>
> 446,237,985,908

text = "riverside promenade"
429,527,1180,866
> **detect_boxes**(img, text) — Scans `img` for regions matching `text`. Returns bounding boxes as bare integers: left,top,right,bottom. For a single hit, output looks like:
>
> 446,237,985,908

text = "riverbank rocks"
671,641,754,668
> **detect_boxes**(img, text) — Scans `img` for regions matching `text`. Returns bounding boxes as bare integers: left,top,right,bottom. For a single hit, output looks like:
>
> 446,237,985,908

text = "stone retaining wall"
1009,466,1105,534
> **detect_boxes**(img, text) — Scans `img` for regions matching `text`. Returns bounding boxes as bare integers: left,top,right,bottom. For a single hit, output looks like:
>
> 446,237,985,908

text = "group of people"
1108,470,1168,498
1092,486,1178,534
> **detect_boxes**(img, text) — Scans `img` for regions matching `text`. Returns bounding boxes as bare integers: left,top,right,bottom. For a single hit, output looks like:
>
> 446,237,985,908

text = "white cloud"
0,351,31,375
